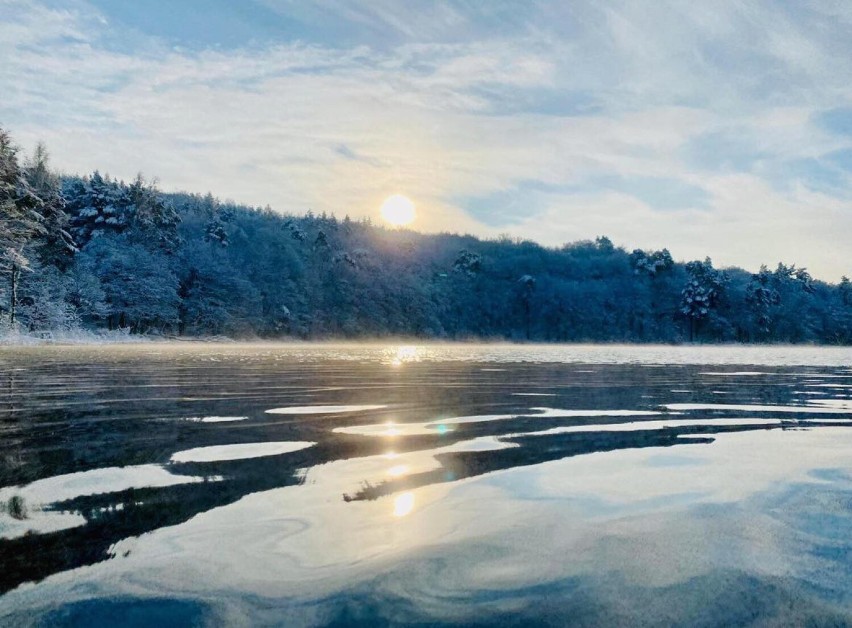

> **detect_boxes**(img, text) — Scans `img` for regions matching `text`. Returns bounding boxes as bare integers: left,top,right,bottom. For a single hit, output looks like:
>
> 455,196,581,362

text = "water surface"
1,343,851,625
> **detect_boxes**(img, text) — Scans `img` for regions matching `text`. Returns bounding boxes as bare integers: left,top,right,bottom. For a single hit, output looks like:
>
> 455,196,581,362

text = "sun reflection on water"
393,492,415,517
387,464,409,478
389,345,420,366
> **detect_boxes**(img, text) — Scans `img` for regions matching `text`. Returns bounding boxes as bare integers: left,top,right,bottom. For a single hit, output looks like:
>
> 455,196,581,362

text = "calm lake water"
1,343,851,626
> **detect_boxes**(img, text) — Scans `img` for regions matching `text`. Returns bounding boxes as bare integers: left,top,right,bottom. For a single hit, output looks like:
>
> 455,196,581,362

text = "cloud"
1,0,851,279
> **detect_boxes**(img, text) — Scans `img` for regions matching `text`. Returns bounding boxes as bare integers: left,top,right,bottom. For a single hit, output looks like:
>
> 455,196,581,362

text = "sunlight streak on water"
387,345,420,366
393,492,415,517
387,465,409,478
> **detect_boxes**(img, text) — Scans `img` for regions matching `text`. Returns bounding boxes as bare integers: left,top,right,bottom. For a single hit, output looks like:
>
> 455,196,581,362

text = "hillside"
2,128,850,343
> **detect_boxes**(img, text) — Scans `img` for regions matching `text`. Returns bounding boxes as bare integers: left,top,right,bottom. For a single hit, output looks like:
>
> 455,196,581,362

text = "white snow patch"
265,405,386,415
505,417,780,438
171,441,315,463
699,371,775,376
665,403,851,414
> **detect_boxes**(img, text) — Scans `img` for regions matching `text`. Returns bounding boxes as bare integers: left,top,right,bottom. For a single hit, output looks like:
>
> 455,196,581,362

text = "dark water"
1,343,851,626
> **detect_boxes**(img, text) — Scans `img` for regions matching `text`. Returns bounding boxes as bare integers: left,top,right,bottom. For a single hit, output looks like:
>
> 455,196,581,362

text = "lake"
1,343,851,626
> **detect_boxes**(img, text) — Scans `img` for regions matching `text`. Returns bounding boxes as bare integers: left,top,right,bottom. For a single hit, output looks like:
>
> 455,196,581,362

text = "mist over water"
1,343,851,625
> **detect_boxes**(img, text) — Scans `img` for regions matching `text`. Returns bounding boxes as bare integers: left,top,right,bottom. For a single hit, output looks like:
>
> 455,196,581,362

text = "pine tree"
746,266,781,339
680,258,728,341
0,129,45,325
63,171,131,247
126,174,181,253
23,143,76,269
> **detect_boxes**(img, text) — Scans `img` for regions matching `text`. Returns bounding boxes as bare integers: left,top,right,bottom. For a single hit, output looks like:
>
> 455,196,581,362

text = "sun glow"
380,194,416,226
387,464,409,478
393,492,415,517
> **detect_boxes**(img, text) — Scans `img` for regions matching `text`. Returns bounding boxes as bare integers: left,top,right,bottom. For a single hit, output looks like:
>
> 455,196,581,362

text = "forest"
1,127,850,344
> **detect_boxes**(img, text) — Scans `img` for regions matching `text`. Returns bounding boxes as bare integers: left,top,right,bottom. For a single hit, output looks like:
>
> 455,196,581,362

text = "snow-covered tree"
63,172,132,247
126,174,181,253
841,276,852,307
65,259,109,324
630,248,673,276
742,262,823,341
452,250,482,276
23,143,76,269
517,274,536,340
0,127,848,343
16,263,79,332
80,234,180,332
745,266,781,339
680,258,728,341
0,129,45,325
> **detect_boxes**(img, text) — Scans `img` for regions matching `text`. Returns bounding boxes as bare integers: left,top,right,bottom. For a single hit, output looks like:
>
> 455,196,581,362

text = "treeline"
1,128,850,343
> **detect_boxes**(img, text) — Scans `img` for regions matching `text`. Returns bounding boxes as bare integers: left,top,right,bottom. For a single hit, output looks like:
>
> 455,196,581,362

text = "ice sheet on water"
512,392,557,397
183,416,248,423
333,422,438,437
699,371,775,376
334,408,666,437
0,465,209,506
665,403,851,414
0,464,212,539
804,383,852,389
40,426,852,624
170,441,315,463
504,417,781,439
0,509,87,540
442,407,663,425
265,405,387,415
807,399,852,410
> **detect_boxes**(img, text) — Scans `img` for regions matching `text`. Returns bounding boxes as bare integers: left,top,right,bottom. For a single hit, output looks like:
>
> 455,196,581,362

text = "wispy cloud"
2,0,851,279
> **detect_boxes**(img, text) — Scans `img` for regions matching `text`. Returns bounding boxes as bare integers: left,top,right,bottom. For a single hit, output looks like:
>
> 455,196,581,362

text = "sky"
2,0,851,280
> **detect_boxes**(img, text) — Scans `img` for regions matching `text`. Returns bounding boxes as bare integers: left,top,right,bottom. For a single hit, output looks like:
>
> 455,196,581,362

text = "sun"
380,194,416,226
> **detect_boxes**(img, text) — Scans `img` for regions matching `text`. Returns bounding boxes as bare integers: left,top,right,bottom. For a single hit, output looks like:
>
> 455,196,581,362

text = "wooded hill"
2,127,850,343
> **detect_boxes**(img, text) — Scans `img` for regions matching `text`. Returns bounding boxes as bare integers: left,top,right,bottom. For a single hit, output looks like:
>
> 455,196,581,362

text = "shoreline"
2,334,850,348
